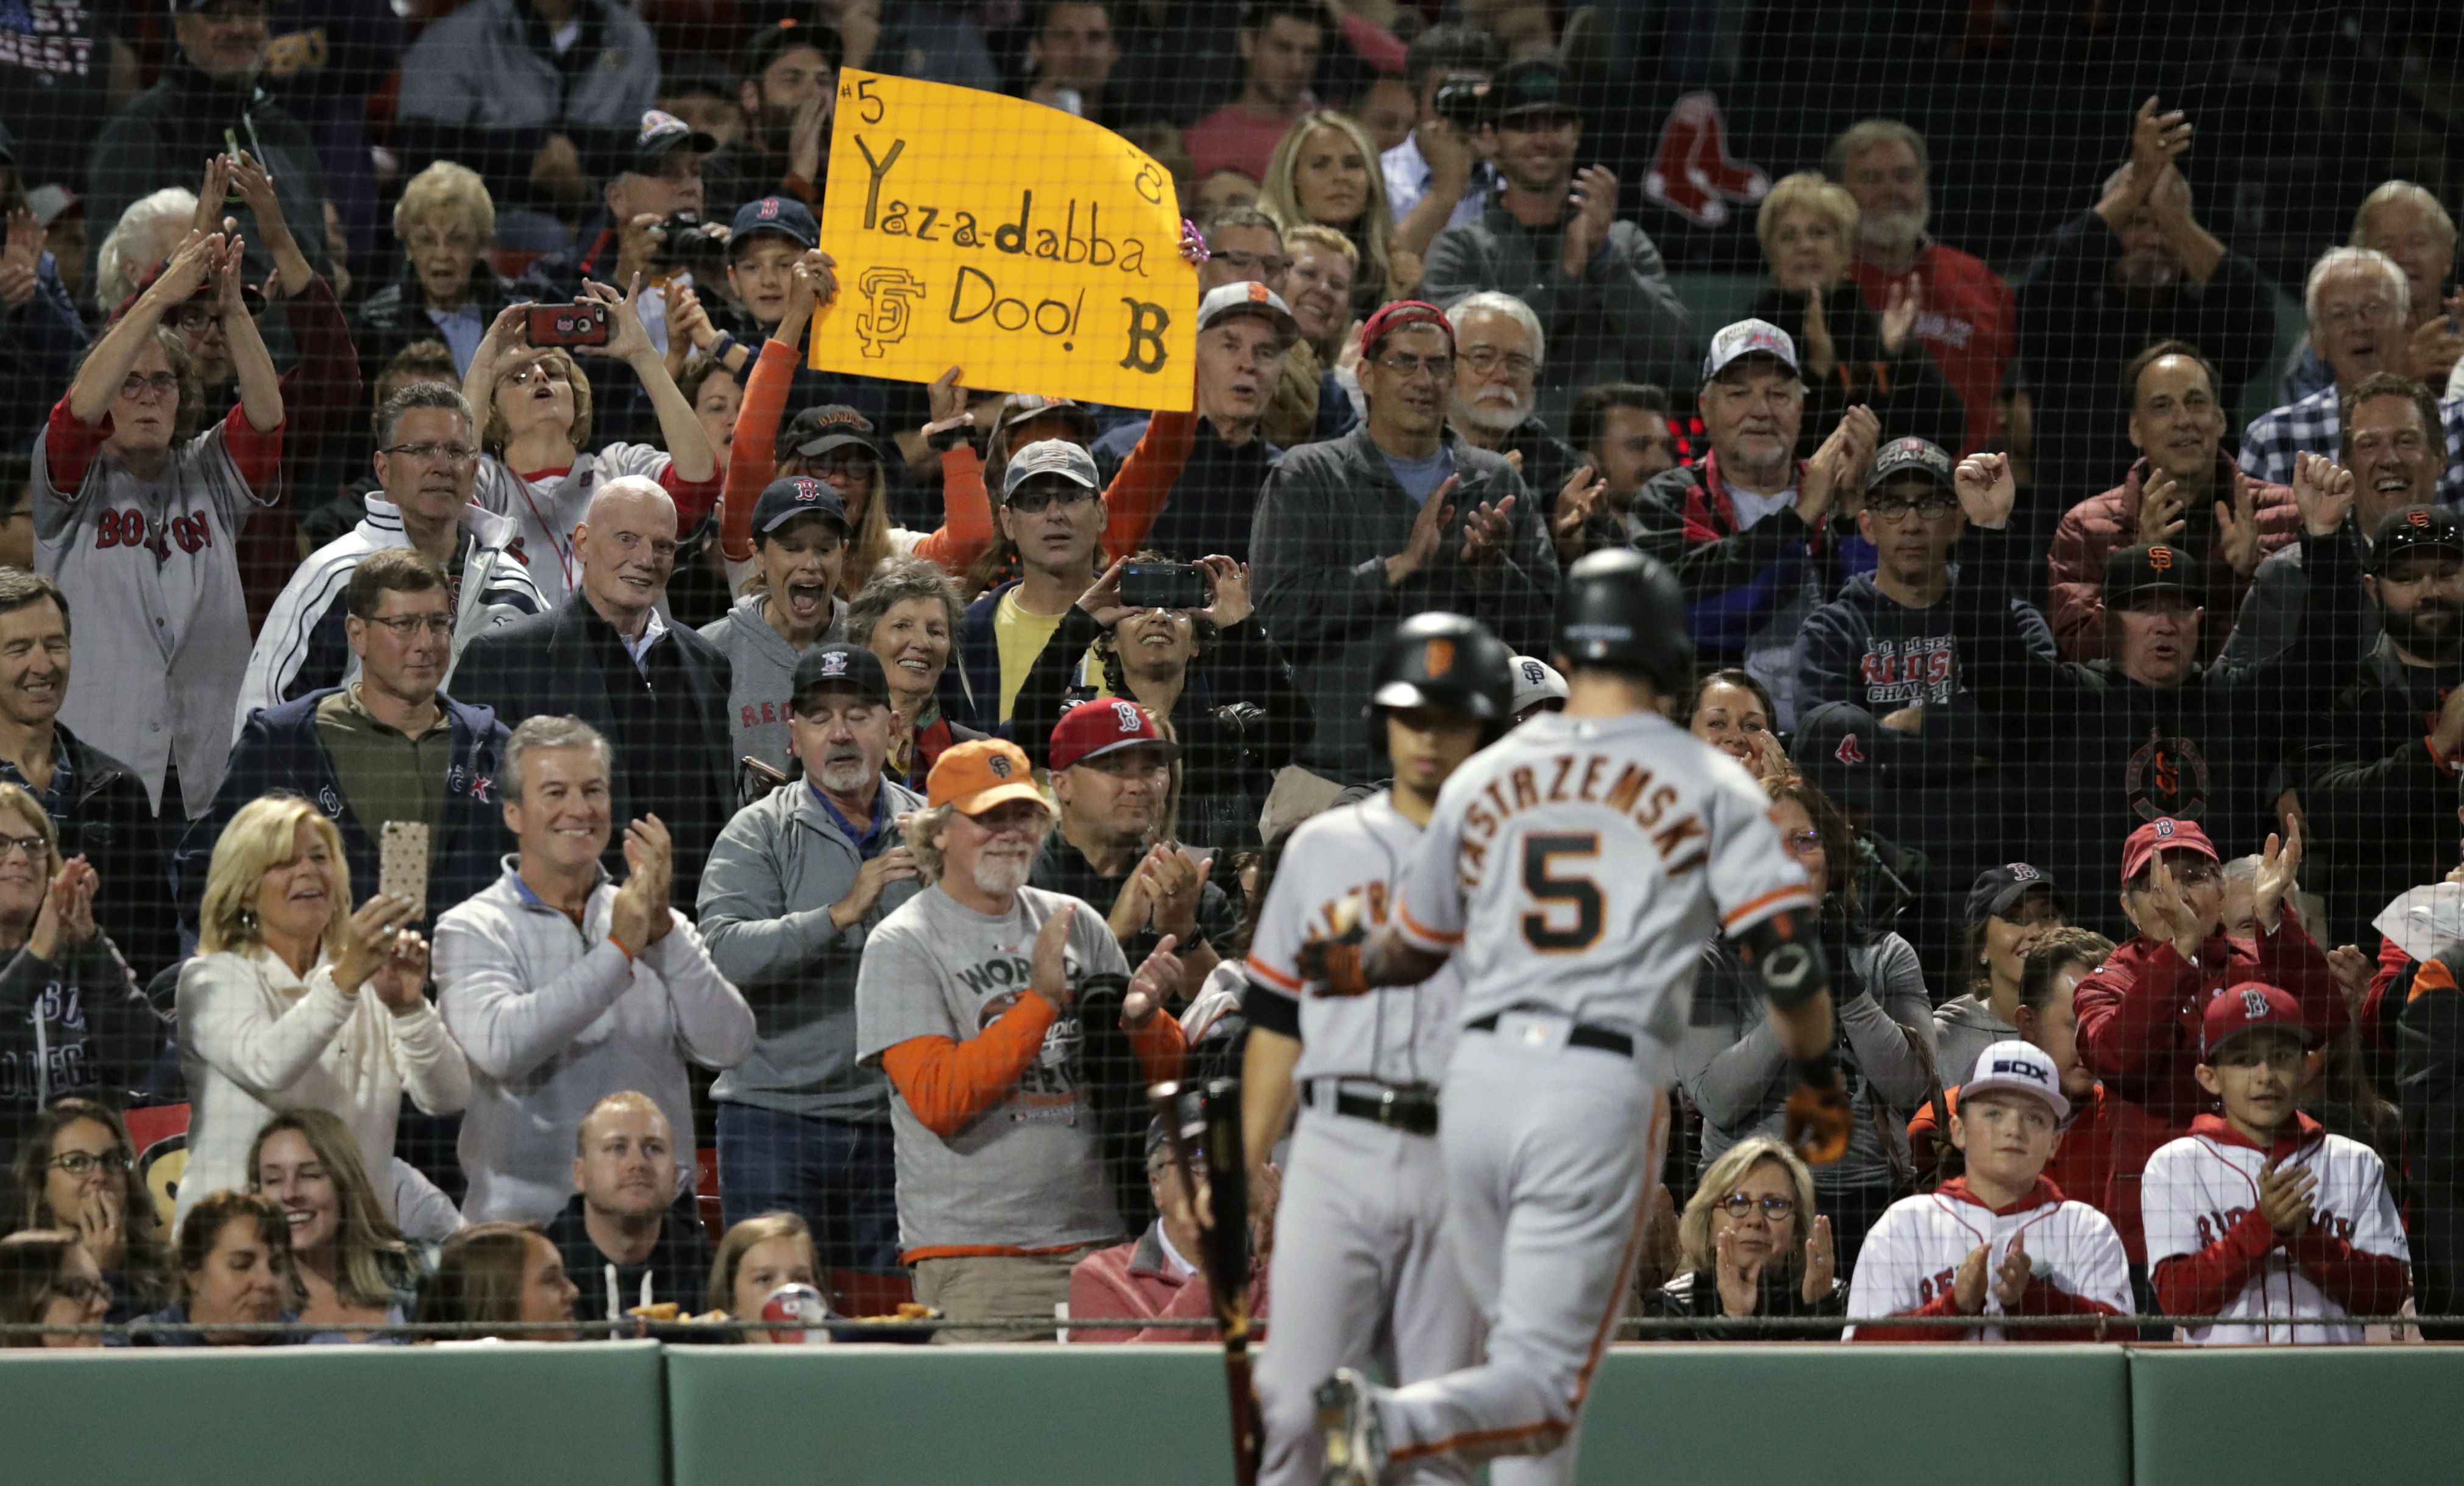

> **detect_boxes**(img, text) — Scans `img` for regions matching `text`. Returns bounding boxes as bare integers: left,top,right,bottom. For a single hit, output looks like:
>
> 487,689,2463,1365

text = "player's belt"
1304,1079,1440,1137
1465,1011,1635,1059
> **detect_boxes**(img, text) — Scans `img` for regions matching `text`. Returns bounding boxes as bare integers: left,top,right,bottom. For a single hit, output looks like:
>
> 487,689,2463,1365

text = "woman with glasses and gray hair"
1642,1135,1843,1339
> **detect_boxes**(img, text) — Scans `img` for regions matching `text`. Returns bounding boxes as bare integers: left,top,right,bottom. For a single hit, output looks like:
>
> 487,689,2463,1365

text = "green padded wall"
0,1341,668,1486
2129,1347,2464,1485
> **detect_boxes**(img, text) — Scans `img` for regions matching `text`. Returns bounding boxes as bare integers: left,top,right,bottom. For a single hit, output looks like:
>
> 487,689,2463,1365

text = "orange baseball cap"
926,738,1051,816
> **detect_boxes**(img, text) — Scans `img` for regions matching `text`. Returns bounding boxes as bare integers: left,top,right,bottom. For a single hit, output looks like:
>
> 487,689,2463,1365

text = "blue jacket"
172,689,513,939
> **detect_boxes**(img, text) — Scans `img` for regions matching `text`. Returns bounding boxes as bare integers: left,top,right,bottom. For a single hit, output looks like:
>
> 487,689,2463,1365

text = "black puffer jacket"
1642,1268,1847,1340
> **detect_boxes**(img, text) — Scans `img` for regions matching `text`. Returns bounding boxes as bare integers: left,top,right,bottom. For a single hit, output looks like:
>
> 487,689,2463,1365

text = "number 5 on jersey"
1521,833,1602,952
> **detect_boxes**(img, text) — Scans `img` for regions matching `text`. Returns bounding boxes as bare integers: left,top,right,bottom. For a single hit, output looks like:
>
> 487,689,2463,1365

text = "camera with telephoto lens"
1432,74,1493,131
655,213,731,279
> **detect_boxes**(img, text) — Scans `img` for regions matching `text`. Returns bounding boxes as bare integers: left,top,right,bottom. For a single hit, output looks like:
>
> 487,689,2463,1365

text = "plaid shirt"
2237,385,2464,506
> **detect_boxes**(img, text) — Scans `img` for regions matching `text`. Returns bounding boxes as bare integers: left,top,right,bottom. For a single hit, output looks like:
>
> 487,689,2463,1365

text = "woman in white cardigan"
176,795,469,1229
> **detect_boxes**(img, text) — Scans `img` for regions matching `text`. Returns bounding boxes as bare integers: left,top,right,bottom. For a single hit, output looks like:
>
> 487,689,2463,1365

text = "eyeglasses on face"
1213,251,1293,278
118,372,181,402
48,1150,130,1177
1461,349,1537,379
380,441,480,466
0,833,49,860
1006,483,1098,515
365,614,456,639
1377,352,1455,382
1867,493,1959,521
1714,1193,1796,1221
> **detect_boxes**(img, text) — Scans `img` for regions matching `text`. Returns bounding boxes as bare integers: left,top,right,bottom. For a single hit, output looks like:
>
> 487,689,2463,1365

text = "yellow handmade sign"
811,71,1196,411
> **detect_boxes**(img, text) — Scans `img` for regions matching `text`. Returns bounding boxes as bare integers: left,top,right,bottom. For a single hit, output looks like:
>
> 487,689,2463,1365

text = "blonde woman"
249,1109,425,1340
176,795,467,1231
1259,111,1413,316
357,160,518,380
1747,171,1961,457
1642,1136,1842,1338
707,1212,822,1342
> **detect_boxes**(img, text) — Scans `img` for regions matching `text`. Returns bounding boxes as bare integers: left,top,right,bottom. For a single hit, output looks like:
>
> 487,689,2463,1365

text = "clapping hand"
1385,476,1457,586
1880,278,1922,357
1800,1214,1836,1304
2251,820,2302,933
2136,471,2187,548
27,856,99,962
1124,933,1183,1027
1460,494,1517,570
0,208,43,311
1551,463,1608,563
609,815,675,952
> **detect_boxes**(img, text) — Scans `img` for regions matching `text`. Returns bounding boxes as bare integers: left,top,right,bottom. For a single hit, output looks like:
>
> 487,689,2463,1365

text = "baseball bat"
1152,1078,1261,1486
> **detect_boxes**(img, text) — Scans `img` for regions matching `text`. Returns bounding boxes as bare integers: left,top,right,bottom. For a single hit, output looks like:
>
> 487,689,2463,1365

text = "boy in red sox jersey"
1845,1040,2131,1340
2143,984,2410,1343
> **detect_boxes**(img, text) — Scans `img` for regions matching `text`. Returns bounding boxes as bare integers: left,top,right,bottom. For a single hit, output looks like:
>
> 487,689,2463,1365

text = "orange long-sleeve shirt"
878,993,1186,1139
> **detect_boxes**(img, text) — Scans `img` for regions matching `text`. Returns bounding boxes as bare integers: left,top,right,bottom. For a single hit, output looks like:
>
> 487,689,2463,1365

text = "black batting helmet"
1365,611,1516,750
1555,549,1691,691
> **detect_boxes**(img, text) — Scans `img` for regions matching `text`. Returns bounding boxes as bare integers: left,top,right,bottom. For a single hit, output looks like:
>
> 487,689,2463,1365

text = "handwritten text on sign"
811,71,1196,411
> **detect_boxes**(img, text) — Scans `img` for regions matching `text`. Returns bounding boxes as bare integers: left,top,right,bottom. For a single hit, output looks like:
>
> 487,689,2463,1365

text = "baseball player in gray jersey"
1307,551,1851,1485
1243,613,1517,1486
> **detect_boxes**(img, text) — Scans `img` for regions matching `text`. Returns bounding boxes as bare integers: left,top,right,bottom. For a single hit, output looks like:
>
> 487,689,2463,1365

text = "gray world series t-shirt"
854,883,1131,1257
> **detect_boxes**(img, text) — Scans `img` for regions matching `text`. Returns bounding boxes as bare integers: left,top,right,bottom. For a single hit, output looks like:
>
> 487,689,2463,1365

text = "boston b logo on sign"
814,71,1197,411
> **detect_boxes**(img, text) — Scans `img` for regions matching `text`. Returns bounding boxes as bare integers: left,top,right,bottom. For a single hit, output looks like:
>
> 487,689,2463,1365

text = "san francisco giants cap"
1198,280,1299,341
2371,504,2464,574
2102,544,2201,610
1049,699,1180,773
1507,655,1568,716
2120,816,2218,885
926,738,1051,816
779,404,881,464
1962,1039,2069,1122
2200,982,2310,1059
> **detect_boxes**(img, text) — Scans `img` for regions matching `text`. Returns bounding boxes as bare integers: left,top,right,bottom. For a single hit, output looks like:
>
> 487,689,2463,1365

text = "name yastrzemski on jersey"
1453,750,1714,886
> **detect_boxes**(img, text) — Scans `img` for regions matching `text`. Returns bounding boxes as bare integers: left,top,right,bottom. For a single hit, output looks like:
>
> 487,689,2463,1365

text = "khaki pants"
912,1246,1101,1342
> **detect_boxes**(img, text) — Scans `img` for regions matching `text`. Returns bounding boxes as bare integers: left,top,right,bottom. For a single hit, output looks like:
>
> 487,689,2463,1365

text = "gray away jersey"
1396,710,1812,1048
1245,790,1463,1087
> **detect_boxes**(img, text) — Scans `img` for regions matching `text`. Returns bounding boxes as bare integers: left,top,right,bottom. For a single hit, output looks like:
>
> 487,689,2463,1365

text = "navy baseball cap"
1867,437,1955,491
779,405,882,464
731,195,820,254
1788,700,1887,811
792,643,892,709
2103,543,2201,610
751,476,850,541
1965,862,2061,926
2372,505,2464,574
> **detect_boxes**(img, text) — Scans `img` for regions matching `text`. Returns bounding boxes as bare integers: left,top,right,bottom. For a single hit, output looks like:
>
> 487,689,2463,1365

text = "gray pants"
1255,1107,1482,1486
1372,1020,1670,1485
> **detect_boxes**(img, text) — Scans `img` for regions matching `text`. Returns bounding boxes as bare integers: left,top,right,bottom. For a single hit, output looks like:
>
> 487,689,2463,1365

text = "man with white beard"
1444,290,1583,521
854,736,1188,1334
1828,118,2017,458
698,642,923,1298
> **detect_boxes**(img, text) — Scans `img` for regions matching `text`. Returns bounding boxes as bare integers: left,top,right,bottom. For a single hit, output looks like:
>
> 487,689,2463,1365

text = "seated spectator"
1422,59,1694,427
2241,247,2464,510
1629,320,1873,727
0,784,163,1164
1281,224,1362,417
1643,1136,1842,1339
1068,1119,1268,1342
435,716,755,1223
853,739,1187,1335
1031,699,1235,989
463,282,720,610
85,0,333,294
545,1092,709,1329
177,794,463,1231
1934,864,2069,1081
1680,778,1936,1267
849,556,981,792
950,442,1109,731
1018,1,1126,124
1260,110,1413,315
7,1098,170,1320
138,1190,297,1346
1845,1042,2132,1340
2145,986,2410,1343
2223,375,2445,669
717,251,993,597
0,146,89,462
2284,182,2464,402
416,1221,580,1342
248,1109,421,1339
701,478,852,780
1012,552,1310,850
1829,118,2017,456
701,23,840,221
1947,456,2362,931
353,162,522,383
1254,300,1554,784
698,644,917,1306
182,551,515,939
90,188,197,321
706,1211,821,1341
1747,172,1962,458
1909,928,2118,1207
451,479,738,903
2077,816,2343,1271
1381,26,1502,263
239,388,544,725
2300,506,2464,942
396,0,660,240
35,229,280,821
1443,291,1583,522
1185,1,1328,183
1683,667,1788,784
0,1229,110,1348
1553,383,1677,558
2014,98,2273,520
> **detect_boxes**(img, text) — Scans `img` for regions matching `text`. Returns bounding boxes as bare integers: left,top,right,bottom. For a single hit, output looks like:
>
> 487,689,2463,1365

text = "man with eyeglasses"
1421,59,1693,427
1442,290,1580,523
950,441,1110,731
237,382,544,734
1254,299,1555,785
176,547,515,940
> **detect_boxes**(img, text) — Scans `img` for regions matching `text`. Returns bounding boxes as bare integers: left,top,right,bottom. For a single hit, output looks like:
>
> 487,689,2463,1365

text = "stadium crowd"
1,0,2460,1355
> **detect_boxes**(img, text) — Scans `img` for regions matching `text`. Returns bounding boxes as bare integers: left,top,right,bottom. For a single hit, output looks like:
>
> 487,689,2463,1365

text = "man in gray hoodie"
697,642,919,1296
700,476,850,792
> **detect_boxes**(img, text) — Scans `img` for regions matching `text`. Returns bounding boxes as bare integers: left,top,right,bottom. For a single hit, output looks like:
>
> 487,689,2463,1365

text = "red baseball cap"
1359,300,1454,359
2200,982,2311,1059
2119,817,2218,885
1049,699,1181,774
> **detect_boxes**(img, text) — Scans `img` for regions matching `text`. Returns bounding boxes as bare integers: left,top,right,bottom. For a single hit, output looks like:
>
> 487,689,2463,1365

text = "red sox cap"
1049,699,1181,774
2120,816,2218,885
2201,982,2311,1059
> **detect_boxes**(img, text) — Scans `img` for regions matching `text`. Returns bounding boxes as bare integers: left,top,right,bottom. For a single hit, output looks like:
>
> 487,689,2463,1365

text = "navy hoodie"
1796,571,2055,778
